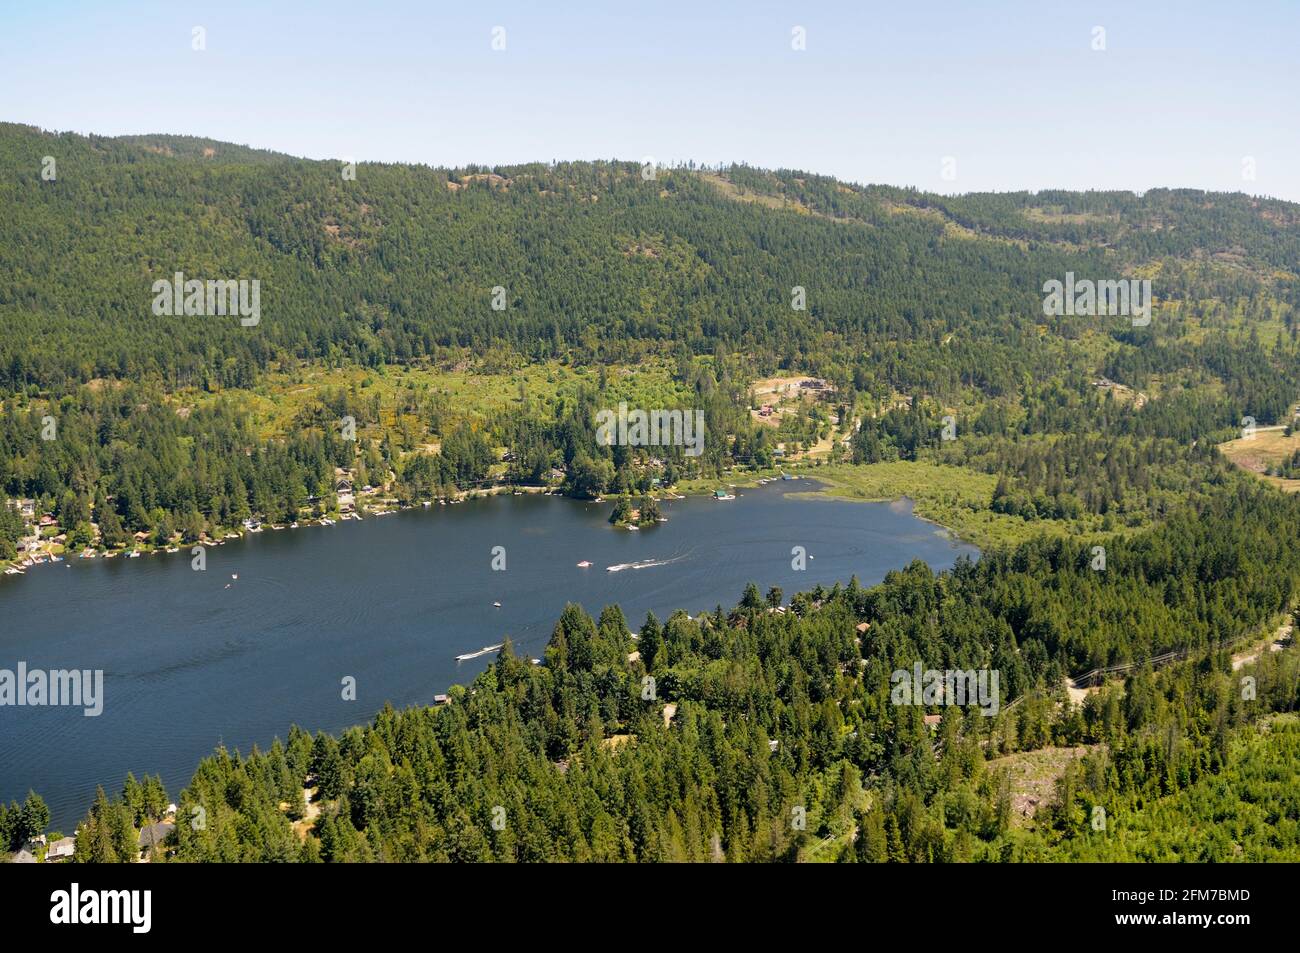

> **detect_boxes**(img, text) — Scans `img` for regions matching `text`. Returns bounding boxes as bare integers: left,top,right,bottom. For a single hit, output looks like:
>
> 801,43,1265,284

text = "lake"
0,479,976,830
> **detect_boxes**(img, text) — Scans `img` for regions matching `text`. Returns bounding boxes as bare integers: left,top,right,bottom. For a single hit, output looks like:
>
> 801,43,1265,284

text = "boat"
4,567,22,575
493,601,502,608
456,643,504,662
781,472,794,481
231,573,238,580
627,524,640,530
712,489,736,501
577,560,592,568
128,551,141,558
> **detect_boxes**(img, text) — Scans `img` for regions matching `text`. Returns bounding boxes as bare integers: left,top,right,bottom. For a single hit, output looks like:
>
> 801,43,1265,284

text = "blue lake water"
0,479,976,830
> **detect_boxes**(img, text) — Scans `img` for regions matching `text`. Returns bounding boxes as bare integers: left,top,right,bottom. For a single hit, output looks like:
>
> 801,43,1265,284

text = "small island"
608,494,663,529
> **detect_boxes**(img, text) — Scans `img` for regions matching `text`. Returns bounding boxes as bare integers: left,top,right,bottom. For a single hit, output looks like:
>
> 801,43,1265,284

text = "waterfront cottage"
138,821,175,854
46,836,76,861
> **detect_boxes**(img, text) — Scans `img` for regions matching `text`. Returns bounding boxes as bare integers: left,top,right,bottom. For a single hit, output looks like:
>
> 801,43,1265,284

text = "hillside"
5,123,1300,864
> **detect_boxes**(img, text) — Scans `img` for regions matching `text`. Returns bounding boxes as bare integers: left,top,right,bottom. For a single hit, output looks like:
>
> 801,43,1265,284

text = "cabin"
923,714,943,730
335,477,355,511
856,622,870,634
45,836,76,862
433,693,451,706
759,404,773,417
138,821,175,854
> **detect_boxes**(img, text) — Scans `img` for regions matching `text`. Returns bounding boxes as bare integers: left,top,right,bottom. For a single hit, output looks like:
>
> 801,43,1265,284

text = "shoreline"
3,464,983,582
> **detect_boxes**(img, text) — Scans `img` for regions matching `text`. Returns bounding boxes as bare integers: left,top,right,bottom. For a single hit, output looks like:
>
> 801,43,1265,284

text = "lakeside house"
335,477,354,510
923,714,943,730
138,820,176,855
45,836,76,862
433,693,451,706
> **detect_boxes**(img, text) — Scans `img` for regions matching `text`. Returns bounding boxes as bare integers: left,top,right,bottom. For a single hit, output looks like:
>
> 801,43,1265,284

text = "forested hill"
3,121,1299,394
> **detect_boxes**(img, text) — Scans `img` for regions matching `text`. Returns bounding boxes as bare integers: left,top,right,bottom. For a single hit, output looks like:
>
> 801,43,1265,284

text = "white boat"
128,551,141,558
455,643,504,662
493,601,502,608
577,560,592,568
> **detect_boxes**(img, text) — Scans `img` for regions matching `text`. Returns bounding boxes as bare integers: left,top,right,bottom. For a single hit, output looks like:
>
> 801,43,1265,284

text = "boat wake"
455,643,504,662
605,554,688,573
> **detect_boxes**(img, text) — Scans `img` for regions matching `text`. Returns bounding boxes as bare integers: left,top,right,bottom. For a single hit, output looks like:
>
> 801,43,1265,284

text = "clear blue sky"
3,0,1297,199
